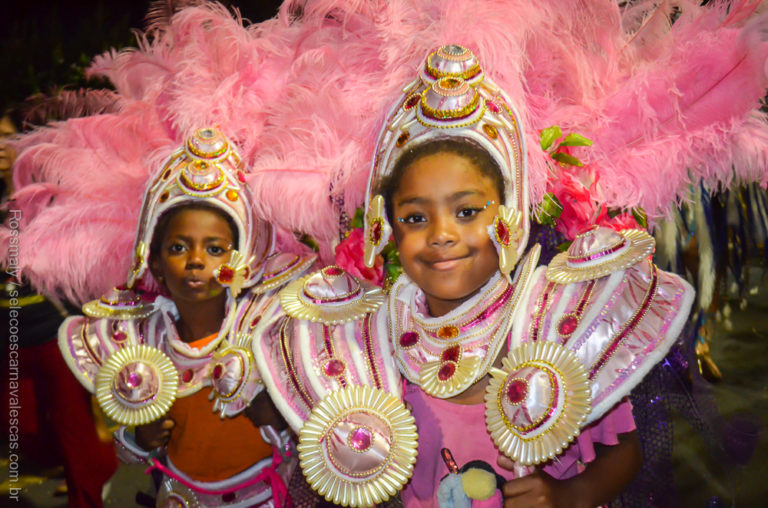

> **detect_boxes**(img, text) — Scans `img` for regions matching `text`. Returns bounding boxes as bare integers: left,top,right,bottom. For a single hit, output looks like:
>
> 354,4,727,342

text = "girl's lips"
185,279,205,289
426,256,468,271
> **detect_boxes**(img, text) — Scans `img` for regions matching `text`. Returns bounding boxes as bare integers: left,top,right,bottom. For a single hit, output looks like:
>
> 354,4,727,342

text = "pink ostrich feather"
3,0,768,303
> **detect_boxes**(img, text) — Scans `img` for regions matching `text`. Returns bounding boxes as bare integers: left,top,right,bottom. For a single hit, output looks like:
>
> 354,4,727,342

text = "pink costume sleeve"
542,399,636,480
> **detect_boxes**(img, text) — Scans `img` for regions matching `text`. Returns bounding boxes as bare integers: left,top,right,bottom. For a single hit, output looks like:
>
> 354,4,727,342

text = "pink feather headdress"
3,0,768,303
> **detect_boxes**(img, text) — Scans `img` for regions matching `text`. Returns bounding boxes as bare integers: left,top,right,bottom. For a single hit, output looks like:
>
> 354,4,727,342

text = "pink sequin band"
567,239,627,264
279,319,313,408
362,314,382,390
262,255,299,281
589,265,658,379
531,282,556,342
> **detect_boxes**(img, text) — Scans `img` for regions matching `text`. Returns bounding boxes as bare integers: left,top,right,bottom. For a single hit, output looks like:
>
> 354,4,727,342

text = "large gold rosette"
95,345,178,426
485,341,591,465
297,386,417,507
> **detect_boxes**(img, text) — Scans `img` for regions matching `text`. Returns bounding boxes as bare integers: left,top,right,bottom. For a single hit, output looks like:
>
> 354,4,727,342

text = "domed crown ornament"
363,45,528,272
127,127,273,293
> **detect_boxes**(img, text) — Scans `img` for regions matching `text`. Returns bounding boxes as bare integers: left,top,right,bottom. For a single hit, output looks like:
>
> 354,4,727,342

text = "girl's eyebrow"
167,234,230,243
396,189,485,207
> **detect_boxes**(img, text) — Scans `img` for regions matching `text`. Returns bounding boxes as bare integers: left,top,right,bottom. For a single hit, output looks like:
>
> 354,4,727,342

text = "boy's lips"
184,278,205,289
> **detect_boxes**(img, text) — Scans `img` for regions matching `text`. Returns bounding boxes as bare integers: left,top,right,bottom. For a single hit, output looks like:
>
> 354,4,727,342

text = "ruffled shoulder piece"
58,288,181,426
251,252,317,295
278,266,385,325
253,307,399,432
511,236,694,425
252,307,415,507
389,246,540,398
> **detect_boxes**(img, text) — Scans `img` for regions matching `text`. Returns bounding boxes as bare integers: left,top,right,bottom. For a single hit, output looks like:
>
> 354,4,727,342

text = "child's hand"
497,456,567,508
135,418,175,451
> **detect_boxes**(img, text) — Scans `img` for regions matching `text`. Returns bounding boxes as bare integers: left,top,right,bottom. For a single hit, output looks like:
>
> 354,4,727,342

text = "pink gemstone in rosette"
326,411,391,477
112,361,159,406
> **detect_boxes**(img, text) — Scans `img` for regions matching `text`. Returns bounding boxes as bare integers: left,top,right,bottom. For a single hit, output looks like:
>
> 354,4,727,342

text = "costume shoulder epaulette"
251,252,317,295
278,265,384,325
512,227,695,424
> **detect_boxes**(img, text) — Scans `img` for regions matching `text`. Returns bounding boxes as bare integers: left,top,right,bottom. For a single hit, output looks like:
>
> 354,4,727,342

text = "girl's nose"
429,214,458,247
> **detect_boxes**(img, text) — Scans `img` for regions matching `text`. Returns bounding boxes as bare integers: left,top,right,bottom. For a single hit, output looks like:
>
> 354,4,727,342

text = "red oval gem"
558,315,579,337
217,266,235,284
237,171,247,183
112,331,127,342
506,379,527,404
182,369,194,383
323,359,346,377
487,100,500,113
399,331,419,348
438,362,457,381
440,346,461,363
495,219,510,246
404,95,420,110
370,220,382,244
212,364,224,380
250,316,261,329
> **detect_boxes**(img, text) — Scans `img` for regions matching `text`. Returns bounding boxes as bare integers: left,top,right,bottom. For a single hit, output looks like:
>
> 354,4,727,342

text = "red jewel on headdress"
399,331,419,348
506,379,527,404
217,266,235,284
404,94,420,110
495,218,511,247
440,345,461,363
438,361,457,381
237,171,246,183
486,100,500,113
369,218,383,245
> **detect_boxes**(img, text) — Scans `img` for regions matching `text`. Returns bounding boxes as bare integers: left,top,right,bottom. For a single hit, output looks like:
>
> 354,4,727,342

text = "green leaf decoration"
298,233,319,252
551,152,583,167
539,126,562,151
534,193,563,226
350,207,365,230
557,241,572,252
607,207,622,219
558,133,593,147
632,207,648,229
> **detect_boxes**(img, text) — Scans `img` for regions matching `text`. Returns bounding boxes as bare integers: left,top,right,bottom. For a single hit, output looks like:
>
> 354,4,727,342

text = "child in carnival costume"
58,126,316,508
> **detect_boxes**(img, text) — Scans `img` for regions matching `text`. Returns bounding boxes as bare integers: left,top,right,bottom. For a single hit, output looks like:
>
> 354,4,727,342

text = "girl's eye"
457,207,482,219
402,213,426,225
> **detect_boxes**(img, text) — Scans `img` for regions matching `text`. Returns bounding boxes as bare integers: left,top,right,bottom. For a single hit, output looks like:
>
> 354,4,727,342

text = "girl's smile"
392,151,501,317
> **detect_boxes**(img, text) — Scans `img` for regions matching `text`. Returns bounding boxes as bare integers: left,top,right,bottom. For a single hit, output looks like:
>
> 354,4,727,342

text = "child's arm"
244,391,288,430
135,418,176,451
498,430,641,508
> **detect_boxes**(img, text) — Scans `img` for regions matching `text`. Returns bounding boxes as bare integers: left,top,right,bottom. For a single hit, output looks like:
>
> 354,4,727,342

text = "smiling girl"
360,46,695,507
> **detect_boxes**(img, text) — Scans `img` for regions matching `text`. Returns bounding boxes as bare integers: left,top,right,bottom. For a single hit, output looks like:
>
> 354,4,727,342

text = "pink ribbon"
145,447,291,507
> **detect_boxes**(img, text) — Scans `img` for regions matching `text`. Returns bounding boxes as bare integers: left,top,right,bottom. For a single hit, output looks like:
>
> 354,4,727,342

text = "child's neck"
173,294,228,343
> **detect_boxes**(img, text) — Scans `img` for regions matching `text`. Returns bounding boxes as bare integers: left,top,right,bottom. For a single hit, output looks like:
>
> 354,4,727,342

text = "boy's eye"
207,245,228,256
457,207,482,219
168,243,186,254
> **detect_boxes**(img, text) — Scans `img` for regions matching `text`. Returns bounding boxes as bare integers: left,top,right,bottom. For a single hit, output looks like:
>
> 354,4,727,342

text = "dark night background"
1,1,283,123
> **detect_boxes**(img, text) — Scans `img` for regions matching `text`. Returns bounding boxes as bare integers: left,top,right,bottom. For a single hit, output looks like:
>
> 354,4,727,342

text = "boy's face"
391,152,501,317
152,208,235,304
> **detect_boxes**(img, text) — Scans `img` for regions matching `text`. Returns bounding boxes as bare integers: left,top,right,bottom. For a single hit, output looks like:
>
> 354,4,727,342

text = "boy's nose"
185,247,205,269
